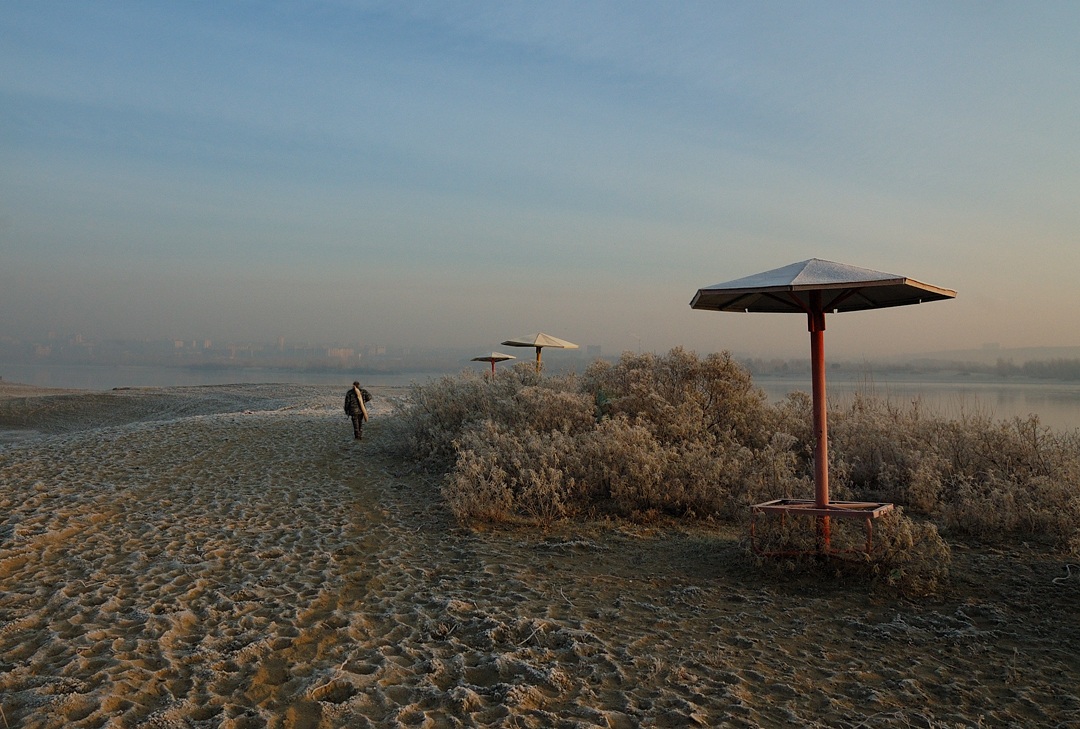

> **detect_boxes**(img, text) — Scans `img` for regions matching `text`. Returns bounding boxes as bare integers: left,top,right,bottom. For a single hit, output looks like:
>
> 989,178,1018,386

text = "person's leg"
351,414,362,439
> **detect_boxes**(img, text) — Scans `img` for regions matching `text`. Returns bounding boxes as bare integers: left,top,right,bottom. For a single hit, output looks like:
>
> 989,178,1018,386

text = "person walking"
344,381,369,440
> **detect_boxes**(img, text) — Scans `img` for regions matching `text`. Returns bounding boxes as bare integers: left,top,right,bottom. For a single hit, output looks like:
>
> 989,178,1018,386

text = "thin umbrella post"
535,347,542,372
472,352,517,379
808,291,831,550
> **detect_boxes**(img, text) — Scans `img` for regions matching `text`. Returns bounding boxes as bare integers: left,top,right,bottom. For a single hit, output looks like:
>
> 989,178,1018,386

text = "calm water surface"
756,374,1080,432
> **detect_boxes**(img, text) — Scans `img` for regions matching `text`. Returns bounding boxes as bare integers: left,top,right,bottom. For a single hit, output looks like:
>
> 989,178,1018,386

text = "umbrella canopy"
471,351,517,376
691,258,956,548
501,332,578,371
690,258,956,314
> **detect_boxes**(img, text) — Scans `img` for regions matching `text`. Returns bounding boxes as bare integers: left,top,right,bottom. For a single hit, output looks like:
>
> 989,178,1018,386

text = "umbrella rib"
825,288,862,311
722,292,759,311
784,291,812,315
760,291,798,309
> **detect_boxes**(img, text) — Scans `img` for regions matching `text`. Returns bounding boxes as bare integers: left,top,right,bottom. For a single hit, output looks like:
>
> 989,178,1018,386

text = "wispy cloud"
2,1,1078,354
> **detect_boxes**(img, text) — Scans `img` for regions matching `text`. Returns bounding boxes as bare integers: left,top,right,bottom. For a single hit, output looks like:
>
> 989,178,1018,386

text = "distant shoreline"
0,361,452,393
0,380,88,399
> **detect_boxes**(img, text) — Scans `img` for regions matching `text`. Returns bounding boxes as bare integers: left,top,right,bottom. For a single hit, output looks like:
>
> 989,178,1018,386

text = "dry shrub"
734,433,814,516
828,394,943,512
386,348,808,525
565,417,667,515
381,349,1080,556
440,423,513,523
376,365,582,471
868,508,952,594
445,421,580,523
574,348,808,520
749,507,951,595
581,348,777,448
510,384,596,435
748,509,862,557
831,396,1080,551
943,471,1080,548
373,371,493,470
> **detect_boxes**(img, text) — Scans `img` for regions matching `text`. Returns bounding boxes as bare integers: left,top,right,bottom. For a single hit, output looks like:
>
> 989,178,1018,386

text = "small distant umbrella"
471,351,516,377
691,258,955,550
501,332,579,372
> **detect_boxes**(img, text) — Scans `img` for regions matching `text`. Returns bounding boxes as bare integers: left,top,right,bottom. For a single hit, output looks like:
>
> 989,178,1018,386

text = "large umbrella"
501,332,578,372
691,258,956,549
471,351,516,377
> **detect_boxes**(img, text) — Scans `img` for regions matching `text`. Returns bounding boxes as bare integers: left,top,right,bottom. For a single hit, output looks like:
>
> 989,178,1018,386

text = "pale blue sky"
2,2,1078,358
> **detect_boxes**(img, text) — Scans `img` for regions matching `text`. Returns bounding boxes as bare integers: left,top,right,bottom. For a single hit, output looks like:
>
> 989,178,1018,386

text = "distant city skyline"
10,326,1080,373
3,3,1079,360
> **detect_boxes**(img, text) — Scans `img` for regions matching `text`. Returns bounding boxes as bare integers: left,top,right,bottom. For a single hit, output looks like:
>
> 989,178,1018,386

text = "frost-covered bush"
575,348,810,519
383,348,810,524
562,417,667,517
830,396,1080,552
749,507,951,594
375,365,585,472
445,421,581,523
828,394,945,513
580,348,778,448
379,348,1080,556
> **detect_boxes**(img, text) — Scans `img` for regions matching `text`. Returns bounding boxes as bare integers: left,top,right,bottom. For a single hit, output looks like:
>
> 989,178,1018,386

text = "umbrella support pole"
749,499,894,557
808,296,831,550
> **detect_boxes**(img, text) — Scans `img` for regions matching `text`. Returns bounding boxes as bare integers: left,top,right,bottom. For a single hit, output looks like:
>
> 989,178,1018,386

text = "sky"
2,1,1078,360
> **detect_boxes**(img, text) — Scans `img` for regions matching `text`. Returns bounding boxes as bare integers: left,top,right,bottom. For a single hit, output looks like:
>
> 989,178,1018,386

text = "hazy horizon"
3,3,1079,361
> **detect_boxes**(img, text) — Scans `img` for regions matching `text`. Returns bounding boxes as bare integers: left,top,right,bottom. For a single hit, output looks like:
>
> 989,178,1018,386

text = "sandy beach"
1,382,1078,728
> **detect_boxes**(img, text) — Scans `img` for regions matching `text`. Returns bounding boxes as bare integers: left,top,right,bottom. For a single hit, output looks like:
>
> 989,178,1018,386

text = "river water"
755,373,1080,432
4,362,1080,432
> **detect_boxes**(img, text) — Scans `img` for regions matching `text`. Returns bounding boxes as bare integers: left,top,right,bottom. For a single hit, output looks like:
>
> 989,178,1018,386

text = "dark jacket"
344,389,363,416
345,387,370,418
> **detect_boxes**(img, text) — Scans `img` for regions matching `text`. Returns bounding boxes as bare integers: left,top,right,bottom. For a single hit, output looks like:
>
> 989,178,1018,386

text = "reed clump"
378,348,1080,589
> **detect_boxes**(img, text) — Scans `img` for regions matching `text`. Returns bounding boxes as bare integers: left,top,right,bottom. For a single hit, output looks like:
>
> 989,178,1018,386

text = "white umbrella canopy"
690,258,956,313
501,332,579,371
691,258,956,551
471,351,517,376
